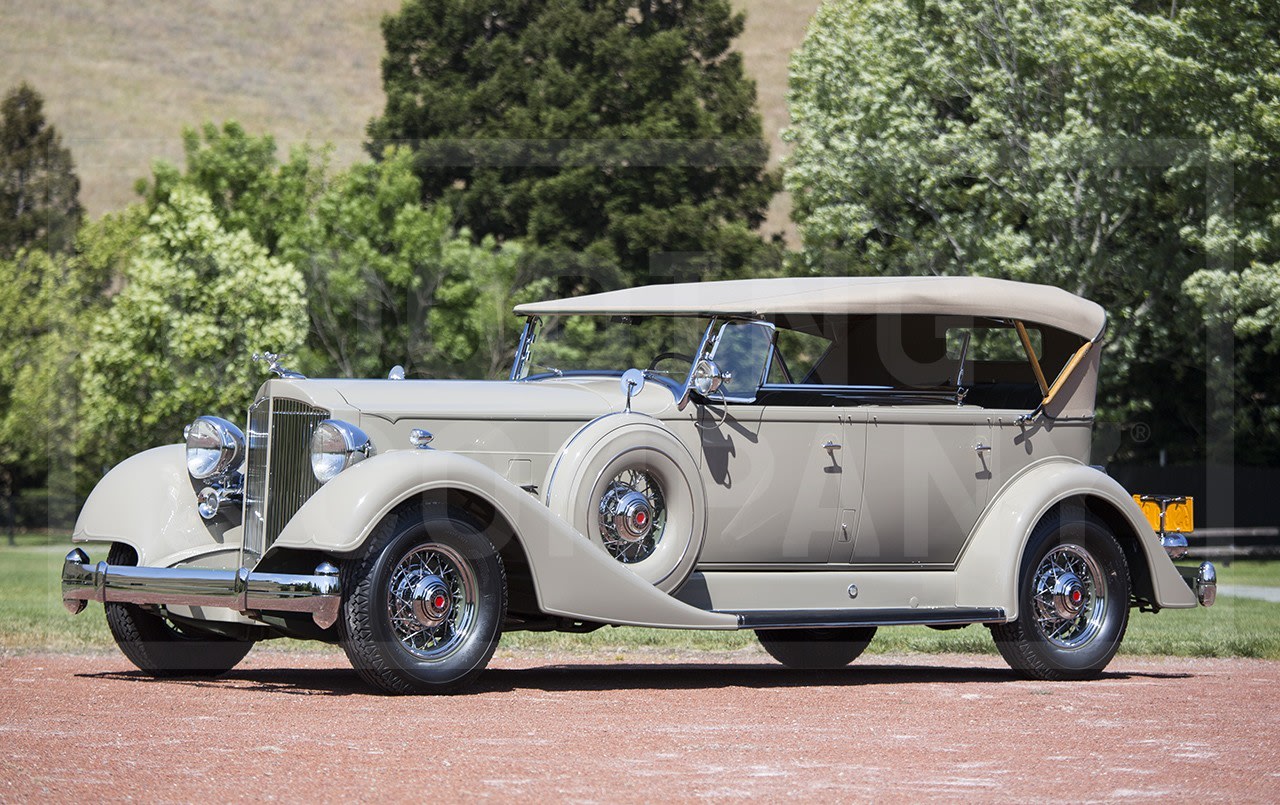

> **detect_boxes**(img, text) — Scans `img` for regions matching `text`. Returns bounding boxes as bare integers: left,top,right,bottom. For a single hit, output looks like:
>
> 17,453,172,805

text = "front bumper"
61,549,342,628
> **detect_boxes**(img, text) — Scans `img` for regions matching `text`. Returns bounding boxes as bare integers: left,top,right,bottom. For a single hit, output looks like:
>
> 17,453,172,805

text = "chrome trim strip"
61,549,342,628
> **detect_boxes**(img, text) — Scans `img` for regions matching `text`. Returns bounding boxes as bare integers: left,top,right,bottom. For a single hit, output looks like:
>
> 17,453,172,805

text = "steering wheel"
647,352,696,372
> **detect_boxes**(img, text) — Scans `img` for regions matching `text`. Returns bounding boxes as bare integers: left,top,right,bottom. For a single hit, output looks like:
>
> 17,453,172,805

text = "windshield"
518,315,710,383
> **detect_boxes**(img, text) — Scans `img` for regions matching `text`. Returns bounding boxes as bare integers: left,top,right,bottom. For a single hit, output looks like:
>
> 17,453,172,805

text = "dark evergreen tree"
367,0,778,284
0,83,82,258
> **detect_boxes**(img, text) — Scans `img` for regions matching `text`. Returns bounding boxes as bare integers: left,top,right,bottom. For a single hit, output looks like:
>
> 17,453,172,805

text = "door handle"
822,441,841,451
974,443,992,453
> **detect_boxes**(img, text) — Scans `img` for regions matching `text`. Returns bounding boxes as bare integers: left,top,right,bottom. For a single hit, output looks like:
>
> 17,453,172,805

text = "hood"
256,376,678,422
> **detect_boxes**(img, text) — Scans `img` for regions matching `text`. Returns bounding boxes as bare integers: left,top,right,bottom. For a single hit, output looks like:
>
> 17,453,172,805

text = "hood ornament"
252,352,306,380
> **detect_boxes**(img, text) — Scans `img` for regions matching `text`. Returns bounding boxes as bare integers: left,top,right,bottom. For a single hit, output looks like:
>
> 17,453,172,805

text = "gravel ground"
2,648,1278,802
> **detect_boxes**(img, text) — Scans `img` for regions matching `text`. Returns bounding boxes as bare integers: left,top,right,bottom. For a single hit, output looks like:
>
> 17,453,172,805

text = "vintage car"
62,276,1216,693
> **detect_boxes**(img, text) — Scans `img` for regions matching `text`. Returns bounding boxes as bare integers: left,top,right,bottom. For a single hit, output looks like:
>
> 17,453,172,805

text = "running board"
729,607,1006,630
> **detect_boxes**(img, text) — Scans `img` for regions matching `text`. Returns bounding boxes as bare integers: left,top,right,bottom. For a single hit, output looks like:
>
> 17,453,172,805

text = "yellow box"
1133,495,1194,533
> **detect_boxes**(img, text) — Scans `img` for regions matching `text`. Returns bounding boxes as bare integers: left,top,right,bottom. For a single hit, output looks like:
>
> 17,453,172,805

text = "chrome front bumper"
61,549,342,628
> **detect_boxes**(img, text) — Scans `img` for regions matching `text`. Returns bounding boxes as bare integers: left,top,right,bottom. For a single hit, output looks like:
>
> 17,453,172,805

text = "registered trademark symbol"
1130,422,1150,443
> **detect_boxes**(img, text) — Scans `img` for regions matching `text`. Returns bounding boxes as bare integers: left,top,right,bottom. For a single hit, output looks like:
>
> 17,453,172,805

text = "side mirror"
620,367,646,412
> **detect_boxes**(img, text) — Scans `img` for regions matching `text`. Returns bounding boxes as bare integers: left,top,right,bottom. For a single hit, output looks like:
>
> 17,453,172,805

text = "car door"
838,408,992,566
694,401,847,565
690,321,851,565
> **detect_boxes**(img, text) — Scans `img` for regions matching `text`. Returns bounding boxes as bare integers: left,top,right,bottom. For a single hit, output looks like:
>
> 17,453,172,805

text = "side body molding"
955,458,1198,617
270,449,738,630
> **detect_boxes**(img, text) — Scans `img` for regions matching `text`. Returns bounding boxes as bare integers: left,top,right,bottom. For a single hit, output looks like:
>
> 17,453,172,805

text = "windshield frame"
510,314,726,400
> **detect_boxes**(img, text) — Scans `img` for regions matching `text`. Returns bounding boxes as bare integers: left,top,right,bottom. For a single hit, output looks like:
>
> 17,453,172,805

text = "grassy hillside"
0,0,818,240
0,0,401,215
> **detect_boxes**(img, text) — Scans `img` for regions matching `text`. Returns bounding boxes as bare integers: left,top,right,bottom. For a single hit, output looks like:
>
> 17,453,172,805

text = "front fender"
955,459,1197,617
72,444,241,569
270,449,736,629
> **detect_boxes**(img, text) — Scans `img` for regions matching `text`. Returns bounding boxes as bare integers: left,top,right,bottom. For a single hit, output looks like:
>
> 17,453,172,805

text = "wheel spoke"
385,542,477,662
597,470,666,563
1029,544,1106,649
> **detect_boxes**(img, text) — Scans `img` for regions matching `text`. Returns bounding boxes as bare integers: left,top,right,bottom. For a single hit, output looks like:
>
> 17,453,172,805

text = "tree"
786,0,1280,463
0,209,129,529
368,0,778,282
79,186,308,472
0,82,83,258
279,147,529,379
1185,264,1280,465
141,121,328,256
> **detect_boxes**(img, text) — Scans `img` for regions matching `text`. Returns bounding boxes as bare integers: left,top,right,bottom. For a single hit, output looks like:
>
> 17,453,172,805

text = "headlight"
185,416,245,480
310,419,374,484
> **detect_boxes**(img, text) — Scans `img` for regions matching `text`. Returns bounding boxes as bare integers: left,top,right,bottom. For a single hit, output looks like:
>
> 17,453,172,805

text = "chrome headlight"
310,419,374,484
185,416,245,480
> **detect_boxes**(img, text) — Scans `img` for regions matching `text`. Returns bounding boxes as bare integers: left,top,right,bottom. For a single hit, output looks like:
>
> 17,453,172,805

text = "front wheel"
104,543,254,677
338,504,507,694
991,509,1130,680
756,627,877,669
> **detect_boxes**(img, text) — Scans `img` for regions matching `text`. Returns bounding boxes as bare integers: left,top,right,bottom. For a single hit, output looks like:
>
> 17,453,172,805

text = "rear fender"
72,445,240,569
270,449,736,629
956,459,1197,617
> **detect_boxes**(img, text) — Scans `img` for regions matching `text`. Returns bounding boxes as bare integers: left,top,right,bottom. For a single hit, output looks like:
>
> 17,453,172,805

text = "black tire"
338,504,507,695
756,627,877,669
104,543,254,678
991,508,1130,680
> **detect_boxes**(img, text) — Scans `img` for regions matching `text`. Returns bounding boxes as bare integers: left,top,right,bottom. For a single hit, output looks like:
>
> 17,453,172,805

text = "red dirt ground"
2,648,1277,802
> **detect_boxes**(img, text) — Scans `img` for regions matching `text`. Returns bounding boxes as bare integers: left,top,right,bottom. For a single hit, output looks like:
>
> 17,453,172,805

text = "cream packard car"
63,276,1216,693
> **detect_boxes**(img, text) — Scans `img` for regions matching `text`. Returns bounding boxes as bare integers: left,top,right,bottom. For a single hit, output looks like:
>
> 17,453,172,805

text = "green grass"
1213,560,1280,587
6,537,1278,659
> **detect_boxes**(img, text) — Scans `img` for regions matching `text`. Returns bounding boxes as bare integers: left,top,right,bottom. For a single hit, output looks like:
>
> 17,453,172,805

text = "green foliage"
1185,264,1280,464
786,0,1280,463
78,186,308,470
429,237,542,379
0,82,82,258
369,0,778,281
140,121,328,255
0,214,122,514
278,146,528,378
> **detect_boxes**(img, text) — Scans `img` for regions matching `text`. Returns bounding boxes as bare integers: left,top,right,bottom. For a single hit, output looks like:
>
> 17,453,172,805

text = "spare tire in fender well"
543,412,707,593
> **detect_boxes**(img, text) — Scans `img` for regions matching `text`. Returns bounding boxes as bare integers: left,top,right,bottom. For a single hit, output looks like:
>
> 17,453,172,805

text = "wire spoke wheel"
1029,545,1106,649
991,509,1130,681
597,468,667,564
339,505,506,694
386,543,478,662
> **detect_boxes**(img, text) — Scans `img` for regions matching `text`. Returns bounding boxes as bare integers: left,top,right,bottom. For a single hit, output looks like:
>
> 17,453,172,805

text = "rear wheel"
104,543,254,678
991,509,1130,680
338,504,506,694
756,627,877,669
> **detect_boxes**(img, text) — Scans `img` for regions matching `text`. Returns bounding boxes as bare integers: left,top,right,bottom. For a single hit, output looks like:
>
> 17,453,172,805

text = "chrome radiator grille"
241,397,329,565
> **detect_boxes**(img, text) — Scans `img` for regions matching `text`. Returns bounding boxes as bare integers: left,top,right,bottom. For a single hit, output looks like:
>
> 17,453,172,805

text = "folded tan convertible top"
514,276,1106,340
